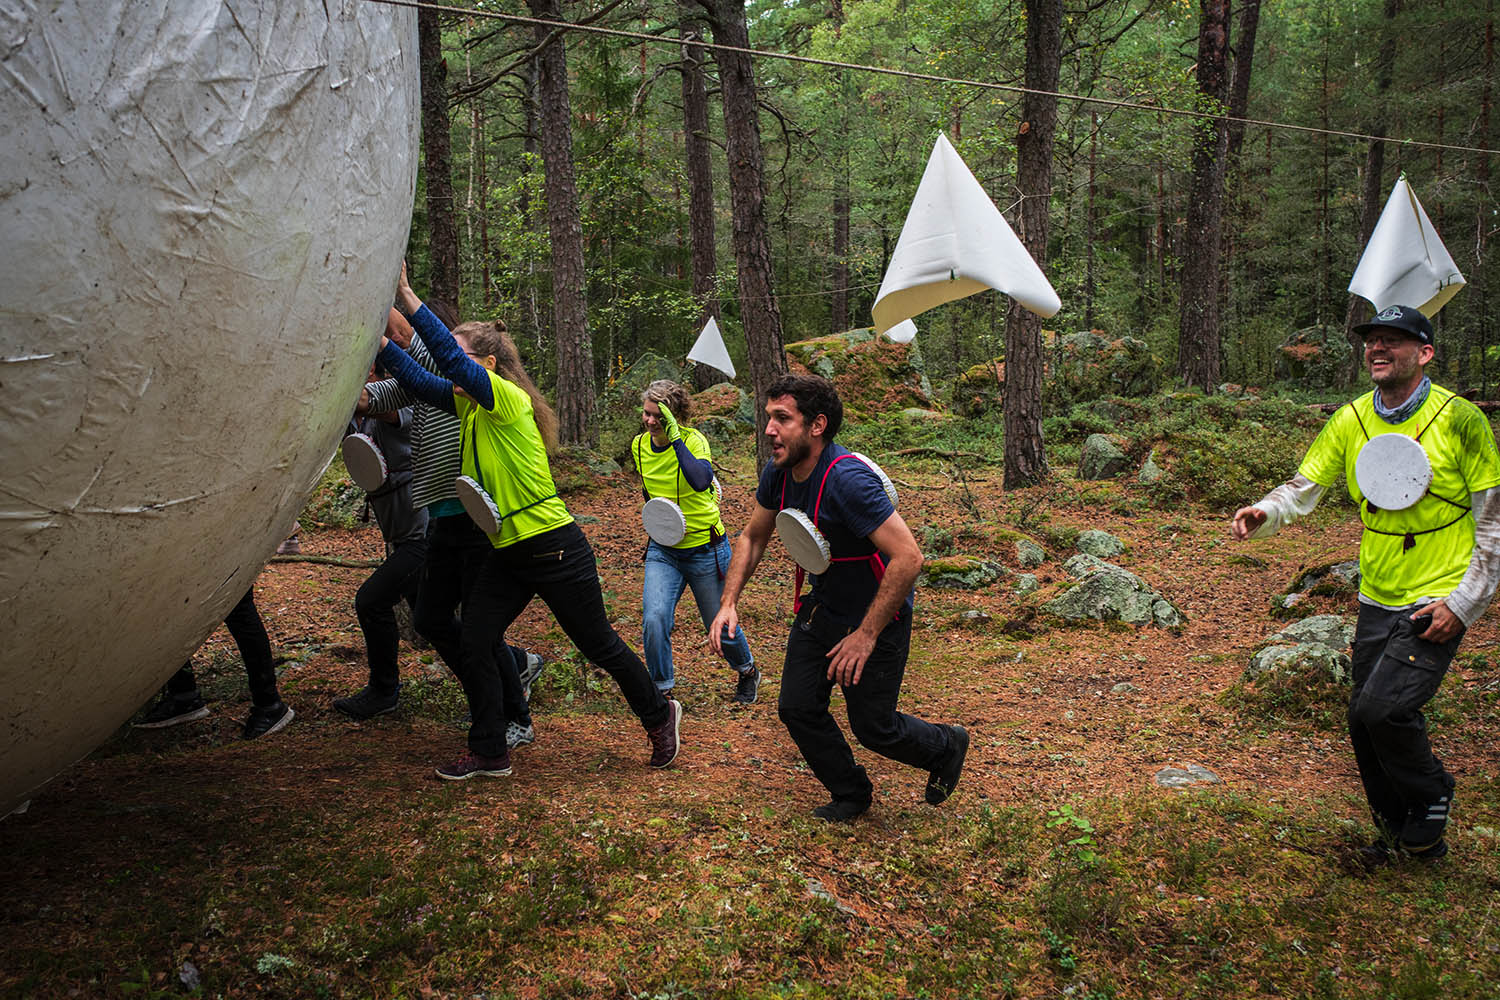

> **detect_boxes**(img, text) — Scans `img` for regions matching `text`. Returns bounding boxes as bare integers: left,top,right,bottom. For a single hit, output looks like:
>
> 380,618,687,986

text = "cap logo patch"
1376,306,1404,321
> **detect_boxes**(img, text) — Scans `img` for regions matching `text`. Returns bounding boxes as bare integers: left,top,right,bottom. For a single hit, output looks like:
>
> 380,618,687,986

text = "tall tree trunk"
679,4,725,389
528,0,597,445
1225,0,1260,160
477,95,492,309
419,10,460,310
1177,0,1231,394
699,0,788,464
1003,0,1062,489
1340,0,1401,385
1480,2,1494,395
1085,109,1098,329
521,58,545,366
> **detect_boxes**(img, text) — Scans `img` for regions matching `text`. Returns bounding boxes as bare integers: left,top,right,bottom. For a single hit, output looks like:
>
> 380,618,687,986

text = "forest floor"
4,431,1500,999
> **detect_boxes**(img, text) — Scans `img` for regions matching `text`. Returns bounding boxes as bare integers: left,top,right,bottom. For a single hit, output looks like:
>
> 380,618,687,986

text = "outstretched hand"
394,260,421,317
1231,506,1267,541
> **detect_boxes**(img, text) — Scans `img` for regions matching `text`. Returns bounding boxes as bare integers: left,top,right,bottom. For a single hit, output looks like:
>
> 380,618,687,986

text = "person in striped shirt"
344,304,542,749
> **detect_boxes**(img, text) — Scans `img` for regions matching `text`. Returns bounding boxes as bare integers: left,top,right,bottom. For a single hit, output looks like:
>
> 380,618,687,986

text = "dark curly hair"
766,373,842,440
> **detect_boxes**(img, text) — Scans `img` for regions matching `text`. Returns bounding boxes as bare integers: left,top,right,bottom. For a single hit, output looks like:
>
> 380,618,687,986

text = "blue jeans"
643,538,754,691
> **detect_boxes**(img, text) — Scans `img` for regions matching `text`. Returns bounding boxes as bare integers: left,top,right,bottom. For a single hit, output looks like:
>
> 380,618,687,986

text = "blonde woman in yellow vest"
633,380,759,703
1233,305,1500,869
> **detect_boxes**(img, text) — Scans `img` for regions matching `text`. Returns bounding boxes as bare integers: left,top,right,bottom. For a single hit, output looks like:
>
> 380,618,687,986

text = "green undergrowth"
8,781,1499,997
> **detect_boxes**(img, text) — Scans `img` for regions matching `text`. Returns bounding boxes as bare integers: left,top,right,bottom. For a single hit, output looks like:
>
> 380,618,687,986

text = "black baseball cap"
1353,304,1434,345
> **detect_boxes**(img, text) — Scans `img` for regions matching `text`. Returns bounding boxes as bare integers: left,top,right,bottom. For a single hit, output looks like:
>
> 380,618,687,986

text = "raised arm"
376,339,457,415
394,261,495,410
658,403,713,491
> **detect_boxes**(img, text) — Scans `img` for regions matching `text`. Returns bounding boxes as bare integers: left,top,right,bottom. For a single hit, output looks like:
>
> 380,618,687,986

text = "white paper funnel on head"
1348,176,1465,318
687,316,736,378
884,319,917,344
872,133,1060,335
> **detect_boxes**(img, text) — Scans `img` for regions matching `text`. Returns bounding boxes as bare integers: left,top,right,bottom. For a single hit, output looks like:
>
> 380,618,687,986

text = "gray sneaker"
519,651,546,701
506,720,535,749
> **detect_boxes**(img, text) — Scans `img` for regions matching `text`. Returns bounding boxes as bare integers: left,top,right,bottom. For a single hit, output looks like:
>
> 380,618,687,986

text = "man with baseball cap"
1232,304,1500,869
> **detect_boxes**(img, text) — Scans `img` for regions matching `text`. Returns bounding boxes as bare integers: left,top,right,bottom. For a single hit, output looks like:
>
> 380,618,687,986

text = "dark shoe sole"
926,724,970,805
332,699,398,720
812,800,871,823
243,706,294,740
134,706,210,729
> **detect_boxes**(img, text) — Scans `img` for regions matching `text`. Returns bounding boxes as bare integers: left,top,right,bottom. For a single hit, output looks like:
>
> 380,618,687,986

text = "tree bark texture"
1177,0,1231,394
419,11,461,311
1002,0,1062,490
1225,0,1260,160
679,5,727,389
698,0,787,464
528,0,597,446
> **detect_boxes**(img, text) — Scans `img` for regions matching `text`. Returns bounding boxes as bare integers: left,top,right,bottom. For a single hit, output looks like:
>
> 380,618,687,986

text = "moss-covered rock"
784,330,936,419
1079,433,1130,479
919,555,1006,590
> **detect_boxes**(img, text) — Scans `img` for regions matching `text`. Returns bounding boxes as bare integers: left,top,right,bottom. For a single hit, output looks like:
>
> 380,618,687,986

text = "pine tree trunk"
1177,0,1231,394
1340,0,1401,385
699,0,787,464
1003,0,1062,489
679,5,725,390
527,0,597,446
419,11,460,310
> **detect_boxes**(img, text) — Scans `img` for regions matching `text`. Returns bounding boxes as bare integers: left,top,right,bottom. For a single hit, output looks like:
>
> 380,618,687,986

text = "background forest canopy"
406,0,1500,414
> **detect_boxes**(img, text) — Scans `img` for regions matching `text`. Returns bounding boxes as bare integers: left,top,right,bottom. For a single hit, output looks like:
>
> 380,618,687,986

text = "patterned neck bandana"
1374,376,1431,425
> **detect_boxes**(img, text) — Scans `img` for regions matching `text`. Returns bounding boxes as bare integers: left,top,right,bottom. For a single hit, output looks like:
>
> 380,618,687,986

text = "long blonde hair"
454,319,560,455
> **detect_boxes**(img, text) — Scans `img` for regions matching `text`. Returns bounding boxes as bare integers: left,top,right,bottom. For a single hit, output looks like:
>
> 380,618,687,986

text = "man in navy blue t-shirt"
710,374,968,822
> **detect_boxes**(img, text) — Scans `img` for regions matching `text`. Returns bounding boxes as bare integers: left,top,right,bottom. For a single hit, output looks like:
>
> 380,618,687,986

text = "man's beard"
773,436,811,469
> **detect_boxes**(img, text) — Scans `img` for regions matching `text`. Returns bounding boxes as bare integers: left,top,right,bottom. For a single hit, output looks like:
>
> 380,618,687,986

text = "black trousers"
1348,603,1460,839
777,599,951,805
413,513,529,725
168,588,279,707
356,535,427,695
458,522,668,757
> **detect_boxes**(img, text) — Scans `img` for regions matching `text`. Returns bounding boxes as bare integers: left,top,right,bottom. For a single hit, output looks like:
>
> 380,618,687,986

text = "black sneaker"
812,798,870,823
1403,837,1450,862
332,686,398,720
925,724,970,805
242,701,294,740
733,666,761,704
435,750,512,780
519,651,546,701
647,699,682,768
135,693,210,729
1401,795,1452,852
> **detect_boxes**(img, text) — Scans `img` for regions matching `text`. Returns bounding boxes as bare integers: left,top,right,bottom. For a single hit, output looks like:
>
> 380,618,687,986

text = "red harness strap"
780,453,891,615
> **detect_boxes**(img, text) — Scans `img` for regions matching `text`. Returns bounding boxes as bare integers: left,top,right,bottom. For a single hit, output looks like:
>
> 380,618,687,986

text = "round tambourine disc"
341,433,388,492
455,475,503,535
642,497,687,546
712,477,723,505
776,508,832,574
849,452,898,508
1354,433,1432,511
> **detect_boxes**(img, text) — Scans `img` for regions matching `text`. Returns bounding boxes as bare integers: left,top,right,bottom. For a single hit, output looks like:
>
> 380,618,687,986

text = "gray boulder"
1076,529,1125,558
1014,573,1040,596
1015,538,1046,568
1138,450,1164,484
1043,554,1184,626
919,556,1006,590
1245,613,1354,683
1154,765,1220,788
1078,434,1130,479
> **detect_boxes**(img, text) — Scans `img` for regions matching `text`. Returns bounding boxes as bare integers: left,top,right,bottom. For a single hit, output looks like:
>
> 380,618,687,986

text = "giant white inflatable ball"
0,2,420,813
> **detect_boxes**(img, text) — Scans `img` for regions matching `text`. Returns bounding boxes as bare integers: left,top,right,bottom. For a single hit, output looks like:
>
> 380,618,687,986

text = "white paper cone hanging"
687,316,736,378
1348,176,1465,318
884,319,917,344
872,132,1061,335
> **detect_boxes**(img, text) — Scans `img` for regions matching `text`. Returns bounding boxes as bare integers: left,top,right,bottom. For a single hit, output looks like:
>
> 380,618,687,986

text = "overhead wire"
364,0,1500,158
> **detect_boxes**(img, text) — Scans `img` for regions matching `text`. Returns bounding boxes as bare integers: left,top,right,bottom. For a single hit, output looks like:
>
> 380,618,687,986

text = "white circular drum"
341,432,388,491
776,508,832,574
642,496,688,546
1354,433,1432,511
455,475,503,535
850,452,899,508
